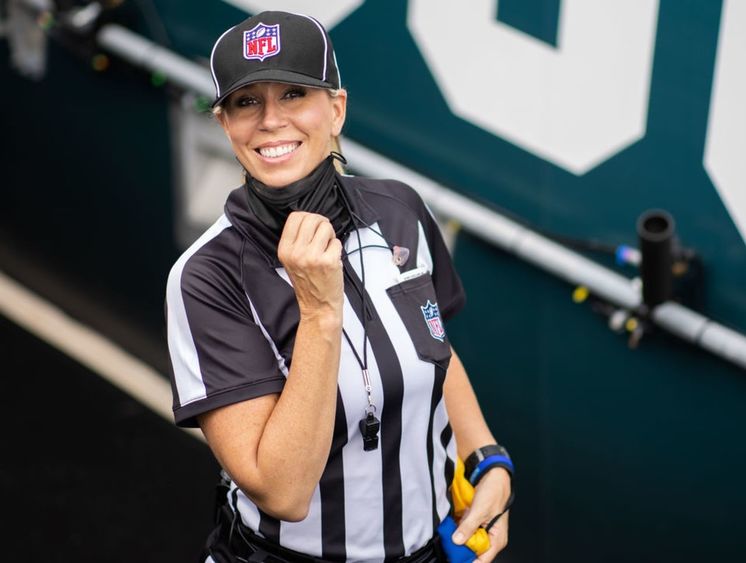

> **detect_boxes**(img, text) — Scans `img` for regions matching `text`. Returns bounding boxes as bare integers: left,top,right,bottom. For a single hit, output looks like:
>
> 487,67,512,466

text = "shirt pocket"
386,273,452,369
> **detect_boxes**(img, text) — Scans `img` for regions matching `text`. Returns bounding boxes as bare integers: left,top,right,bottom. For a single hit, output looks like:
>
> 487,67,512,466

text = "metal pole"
343,139,746,370
97,24,214,98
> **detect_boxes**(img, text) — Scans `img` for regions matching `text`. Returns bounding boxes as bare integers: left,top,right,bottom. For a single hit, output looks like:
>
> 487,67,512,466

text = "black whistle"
359,412,380,451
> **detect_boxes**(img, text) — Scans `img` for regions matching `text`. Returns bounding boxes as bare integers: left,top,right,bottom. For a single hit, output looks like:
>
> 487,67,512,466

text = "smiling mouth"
256,142,300,159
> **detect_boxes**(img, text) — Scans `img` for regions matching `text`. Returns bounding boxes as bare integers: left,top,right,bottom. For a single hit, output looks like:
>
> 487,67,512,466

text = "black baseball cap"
210,11,341,107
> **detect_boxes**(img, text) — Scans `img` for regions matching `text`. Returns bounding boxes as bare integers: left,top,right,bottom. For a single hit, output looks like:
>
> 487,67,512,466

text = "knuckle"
286,250,302,265
325,256,341,270
296,255,311,269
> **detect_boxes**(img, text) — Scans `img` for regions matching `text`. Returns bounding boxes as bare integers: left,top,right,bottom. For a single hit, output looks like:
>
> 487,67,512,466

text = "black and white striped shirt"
166,176,466,562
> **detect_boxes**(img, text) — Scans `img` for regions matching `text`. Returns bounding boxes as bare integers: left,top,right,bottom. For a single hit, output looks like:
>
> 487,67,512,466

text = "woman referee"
166,10,513,562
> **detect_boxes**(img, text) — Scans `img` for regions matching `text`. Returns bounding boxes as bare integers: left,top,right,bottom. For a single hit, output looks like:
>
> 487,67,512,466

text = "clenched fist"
277,212,344,322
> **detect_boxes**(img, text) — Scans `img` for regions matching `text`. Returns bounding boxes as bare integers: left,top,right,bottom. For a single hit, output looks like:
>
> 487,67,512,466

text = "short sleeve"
419,201,466,321
166,248,285,428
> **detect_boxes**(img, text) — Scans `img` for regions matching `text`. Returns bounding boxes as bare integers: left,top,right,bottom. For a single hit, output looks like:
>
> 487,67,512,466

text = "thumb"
452,508,483,546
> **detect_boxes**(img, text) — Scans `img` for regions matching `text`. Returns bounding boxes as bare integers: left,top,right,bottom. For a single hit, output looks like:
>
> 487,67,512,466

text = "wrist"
464,443,514,487
299,308,343,331
476,465,511,495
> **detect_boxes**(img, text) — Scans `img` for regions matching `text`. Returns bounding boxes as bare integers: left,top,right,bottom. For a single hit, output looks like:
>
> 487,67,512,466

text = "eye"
283,87,306,100
234,95,258,108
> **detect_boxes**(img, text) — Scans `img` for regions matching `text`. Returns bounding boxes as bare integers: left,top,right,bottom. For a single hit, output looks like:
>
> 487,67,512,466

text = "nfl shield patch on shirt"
421,300,446,342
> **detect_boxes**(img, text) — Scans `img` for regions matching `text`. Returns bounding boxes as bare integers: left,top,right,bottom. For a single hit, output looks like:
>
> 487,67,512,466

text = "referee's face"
218,81,347,187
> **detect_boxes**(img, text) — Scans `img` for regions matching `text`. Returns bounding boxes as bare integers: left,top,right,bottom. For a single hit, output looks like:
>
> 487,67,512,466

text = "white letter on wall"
704,0,746,246
408,0,659,175
221,0,363,30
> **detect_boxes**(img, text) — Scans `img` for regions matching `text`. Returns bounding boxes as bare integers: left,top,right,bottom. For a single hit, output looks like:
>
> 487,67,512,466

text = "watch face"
482,445,509,459
466,444,511,477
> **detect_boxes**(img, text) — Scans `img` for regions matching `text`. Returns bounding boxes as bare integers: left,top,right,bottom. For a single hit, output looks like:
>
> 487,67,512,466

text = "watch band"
464,444,513,486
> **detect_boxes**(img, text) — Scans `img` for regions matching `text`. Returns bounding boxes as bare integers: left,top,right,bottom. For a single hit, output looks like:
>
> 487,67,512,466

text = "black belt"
214,503,444,563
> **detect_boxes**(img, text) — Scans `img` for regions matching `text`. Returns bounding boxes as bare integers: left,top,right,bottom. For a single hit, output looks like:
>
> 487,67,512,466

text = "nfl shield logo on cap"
243,23,281,61
421,300,446,342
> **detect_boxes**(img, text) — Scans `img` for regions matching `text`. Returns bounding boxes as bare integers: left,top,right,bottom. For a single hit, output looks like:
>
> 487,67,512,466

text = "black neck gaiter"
244,154,353,241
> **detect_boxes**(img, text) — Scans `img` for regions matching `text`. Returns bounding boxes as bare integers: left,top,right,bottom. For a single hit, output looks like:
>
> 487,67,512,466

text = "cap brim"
212,69,335,107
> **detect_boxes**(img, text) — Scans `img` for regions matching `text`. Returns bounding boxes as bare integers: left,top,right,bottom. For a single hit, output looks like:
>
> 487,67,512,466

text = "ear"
214,109,231,139
330,89,348,137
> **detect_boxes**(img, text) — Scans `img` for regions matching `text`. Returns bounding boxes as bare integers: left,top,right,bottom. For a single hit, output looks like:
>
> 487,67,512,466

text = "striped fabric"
166,176,465,562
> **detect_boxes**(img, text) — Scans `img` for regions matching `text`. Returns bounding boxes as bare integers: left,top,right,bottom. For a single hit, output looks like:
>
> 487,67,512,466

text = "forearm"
444,348,512,560
199,312,342,521
219,211,345,519
444,349,496,459
254,313,342,512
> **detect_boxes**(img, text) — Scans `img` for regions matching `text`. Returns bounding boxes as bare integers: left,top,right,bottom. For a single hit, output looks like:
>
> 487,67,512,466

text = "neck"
243,153,354,239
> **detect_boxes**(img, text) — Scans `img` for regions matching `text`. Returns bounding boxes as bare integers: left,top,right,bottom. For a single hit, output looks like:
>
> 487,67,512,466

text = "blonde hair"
213,88,347,174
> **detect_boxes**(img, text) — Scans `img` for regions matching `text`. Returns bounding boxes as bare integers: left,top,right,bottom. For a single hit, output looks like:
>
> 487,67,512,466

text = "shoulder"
166,214,243,301
343,175,429,220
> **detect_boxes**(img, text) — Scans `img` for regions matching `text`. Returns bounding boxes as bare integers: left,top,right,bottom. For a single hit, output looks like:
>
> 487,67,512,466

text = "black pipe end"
637,209,676,308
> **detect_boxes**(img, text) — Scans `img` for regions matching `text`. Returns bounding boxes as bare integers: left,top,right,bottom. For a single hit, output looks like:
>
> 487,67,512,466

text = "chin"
256,171,302,187
253,164,315,188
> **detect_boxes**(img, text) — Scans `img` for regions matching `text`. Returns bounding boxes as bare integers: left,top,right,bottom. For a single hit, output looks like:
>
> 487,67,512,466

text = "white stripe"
245,287,289,377
416,220,434,273
0,269,203,441
333,50,342,86
234,466,327,552
346,225,436,554
232,481,263,534
210,25,237,98
279,486,324,557
291,12,329,82
339,288,386,562
167,215,232,408
433,403,455,522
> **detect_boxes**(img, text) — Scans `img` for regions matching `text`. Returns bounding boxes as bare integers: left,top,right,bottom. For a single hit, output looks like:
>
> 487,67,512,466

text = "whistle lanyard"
342,224,381,451
341,327,374,412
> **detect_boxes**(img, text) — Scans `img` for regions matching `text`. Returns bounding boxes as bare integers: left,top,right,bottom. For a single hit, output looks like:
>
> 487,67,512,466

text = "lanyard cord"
338,185,375,414
335,177,381,450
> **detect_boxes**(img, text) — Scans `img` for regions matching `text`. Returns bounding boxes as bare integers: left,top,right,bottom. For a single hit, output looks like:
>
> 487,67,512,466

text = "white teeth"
258,143,299,158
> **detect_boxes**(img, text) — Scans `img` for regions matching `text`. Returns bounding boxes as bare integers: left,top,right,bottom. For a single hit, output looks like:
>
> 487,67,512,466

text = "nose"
259,97,287,131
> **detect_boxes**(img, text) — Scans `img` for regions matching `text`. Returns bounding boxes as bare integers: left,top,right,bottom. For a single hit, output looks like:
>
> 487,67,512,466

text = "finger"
307,219,337,255
484,507,507,533
452,508,488,546
293,213,327,247
323,237,343,263
278,212,307,257
475,536,504,562
452,483,500,546
476,512,509,562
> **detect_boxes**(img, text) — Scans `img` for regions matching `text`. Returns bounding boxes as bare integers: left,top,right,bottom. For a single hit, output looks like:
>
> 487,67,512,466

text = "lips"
256,142,300,159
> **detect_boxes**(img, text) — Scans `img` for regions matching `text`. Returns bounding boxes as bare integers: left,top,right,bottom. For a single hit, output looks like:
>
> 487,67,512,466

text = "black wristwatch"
464,444,513,486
